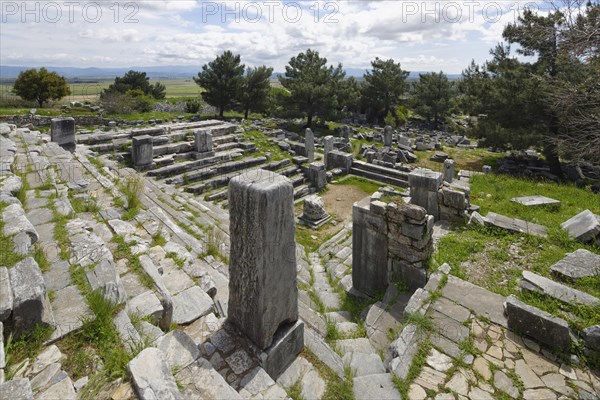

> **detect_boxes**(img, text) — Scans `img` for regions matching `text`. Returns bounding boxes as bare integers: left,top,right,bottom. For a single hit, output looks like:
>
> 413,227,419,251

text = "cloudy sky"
1,1,550,73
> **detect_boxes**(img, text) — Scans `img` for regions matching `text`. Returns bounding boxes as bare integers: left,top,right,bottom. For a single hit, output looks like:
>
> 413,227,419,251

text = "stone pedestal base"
259,320,304,380
192,151,215,160
299,213,331,229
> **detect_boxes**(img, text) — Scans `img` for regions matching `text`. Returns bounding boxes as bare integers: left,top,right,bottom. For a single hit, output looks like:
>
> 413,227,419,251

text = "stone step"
289,174,305,188
349,164,409,188
205,190,228,202
148,151,237,179
168,153,261,186
213,133,240,146
353,373,401,400
128,347,184,400
180,157,268,189
352,160,410,181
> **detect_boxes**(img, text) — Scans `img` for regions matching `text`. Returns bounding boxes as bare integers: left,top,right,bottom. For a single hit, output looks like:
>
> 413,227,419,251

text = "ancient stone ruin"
228,170,303,378
0,119,598,400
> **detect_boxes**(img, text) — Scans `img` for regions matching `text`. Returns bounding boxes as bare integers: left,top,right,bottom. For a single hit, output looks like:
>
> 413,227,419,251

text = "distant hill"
0,65,461,81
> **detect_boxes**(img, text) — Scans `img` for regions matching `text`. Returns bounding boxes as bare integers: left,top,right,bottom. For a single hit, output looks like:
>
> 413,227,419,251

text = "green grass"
151,231,167,247
413,147,505,174
351,138,383,159
470,174,599,228
121,174,145,211
199,226,229,264
51,208,71,261
70,194,100,214
166,252,186,269
3,324,53,379
58,291,135,382
112,235,153,288
434,173,600,338
33,244,51,272
242,129,292,161
404,312,435,334
295,225,341,254
286,380,304,400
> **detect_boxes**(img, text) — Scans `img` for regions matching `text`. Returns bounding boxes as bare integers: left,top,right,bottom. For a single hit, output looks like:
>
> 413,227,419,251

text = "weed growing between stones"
120,174,145,220
32,243,51,272
151,230,167,247
111,235,153,289
3,324,53,380
392,338,432,399
301,349,355,400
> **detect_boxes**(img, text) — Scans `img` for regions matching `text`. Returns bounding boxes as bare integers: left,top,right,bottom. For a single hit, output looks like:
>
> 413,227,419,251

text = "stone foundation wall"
408,167,470,222
1,115,103,127
353,196,433,296
438,180,470,222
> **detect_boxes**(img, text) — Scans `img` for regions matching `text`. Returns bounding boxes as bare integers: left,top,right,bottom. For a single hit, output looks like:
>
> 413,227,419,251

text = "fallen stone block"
551,249,600,280
511,195,561,207
561,209,600,243
505,295,572,353
522,271,599,306
484,212,548,238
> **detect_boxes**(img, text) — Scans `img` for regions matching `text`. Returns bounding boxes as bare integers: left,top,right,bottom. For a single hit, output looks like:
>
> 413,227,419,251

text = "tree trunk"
219,105,224,118
244,108,249,119
38,99,44,108
307,113,313,128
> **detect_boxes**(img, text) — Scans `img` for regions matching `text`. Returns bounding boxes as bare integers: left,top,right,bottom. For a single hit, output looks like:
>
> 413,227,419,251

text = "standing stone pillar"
305,128,315,163
408,168,443,221
308,162,326,190
323,136,334,170
443,159,455,183
228,170,303,379
50,117,75,152
131,135,153,170
193,129,215,160
383,125,393,147
352,197,389,297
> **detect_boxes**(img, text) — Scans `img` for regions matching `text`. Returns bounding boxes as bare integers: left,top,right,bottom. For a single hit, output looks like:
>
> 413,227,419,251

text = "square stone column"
308,162,326,190
131,135,153,170
383,125,393,147
305,128,315,163
228,170,299,349
352,196,389,297
443,159,455,183
323,136,334,170
408,168,443,221
194,130,213,153
50,117,75,151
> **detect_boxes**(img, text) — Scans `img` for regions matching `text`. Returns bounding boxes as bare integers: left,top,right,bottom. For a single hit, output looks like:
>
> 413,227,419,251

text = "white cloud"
0,1,549,73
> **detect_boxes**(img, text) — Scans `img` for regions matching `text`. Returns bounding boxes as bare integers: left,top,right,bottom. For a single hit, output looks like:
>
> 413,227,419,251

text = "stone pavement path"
405,275,600,400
